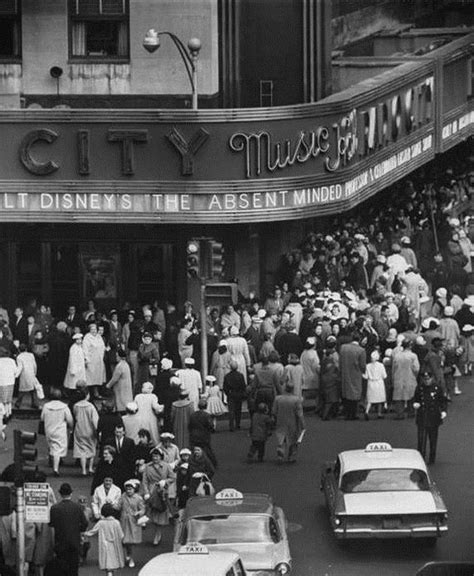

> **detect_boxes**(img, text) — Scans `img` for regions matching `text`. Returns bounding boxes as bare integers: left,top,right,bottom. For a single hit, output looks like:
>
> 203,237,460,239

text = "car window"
186,515,273,544
269,517,280,543
334,458,341,481
341,468,429,493
234,560,245,576
226,570,234,576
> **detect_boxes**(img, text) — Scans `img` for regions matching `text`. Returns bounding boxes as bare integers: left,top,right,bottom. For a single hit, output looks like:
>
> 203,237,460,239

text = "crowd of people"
0,143,472,575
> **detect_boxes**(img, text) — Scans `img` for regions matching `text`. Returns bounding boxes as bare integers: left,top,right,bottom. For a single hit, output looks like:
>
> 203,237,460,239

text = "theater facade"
0,23,472,311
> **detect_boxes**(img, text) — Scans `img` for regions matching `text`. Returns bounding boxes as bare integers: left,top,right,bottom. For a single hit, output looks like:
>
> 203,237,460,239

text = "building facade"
0,0,472,312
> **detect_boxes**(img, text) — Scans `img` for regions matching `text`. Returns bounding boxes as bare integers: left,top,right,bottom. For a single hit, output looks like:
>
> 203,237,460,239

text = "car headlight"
276,562,291,575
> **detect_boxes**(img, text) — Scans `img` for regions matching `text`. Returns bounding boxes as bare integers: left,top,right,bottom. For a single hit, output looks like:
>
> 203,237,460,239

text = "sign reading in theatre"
0,43,471,223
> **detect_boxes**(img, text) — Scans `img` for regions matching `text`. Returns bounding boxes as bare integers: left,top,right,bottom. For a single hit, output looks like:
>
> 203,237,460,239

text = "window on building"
260,80,274,107
0,0,21,59
69,0,129,60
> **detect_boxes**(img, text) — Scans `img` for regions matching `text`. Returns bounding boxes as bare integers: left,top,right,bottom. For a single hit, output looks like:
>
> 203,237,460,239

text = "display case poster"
80,244,119,303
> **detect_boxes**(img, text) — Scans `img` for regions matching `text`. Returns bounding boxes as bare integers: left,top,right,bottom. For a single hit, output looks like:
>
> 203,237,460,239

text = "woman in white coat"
226,326,251,384
15,344,40,410
73,385,99,476
83,323,106,398
0,347,20,418
63,333,87,391
41,388,73,476
134,382,163,445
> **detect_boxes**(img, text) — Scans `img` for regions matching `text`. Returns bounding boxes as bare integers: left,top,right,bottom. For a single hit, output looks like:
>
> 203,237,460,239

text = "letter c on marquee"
19,129,59,175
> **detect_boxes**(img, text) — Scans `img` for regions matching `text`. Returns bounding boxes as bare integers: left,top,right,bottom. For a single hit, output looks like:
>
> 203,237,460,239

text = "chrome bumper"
334,525,448,539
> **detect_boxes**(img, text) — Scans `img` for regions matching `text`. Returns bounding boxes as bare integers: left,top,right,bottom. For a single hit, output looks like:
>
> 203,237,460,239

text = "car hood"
343,491,437,515
204,543,276,569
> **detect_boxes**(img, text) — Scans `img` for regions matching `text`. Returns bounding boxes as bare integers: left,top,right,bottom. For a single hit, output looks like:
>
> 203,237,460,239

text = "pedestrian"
283,353,304,399
134,381,163,445
0,346,19,419
226,325,251,384
189,398,217,468
91,444,122,491
105,348,133,413
188,445,215,495
154,358,180,432
413,371,448,464
83,322,106,399
15,344,40,410
63,333,86,394
320,337,341,420
72,384,99,476
49,483,88,576
364,350,387,419
175,448,192,509
137,332,160,389
391,338,420,419
104,423,136,485
84,503,125,576
272,382,305,464
460,324,474,375
300,336,320,411
210,339,232,393
91,476,122,520
41,388,73,476
247,402,272,463
97,399,124,451
340,332,367,420
223,360,247,431
204,375,227,430
142,448,175,546
176,357,202,409
171,387,195,450
115,479,145,569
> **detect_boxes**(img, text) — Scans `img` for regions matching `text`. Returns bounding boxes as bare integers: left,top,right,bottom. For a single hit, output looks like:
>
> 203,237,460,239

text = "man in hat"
422,337,446,393
413,371,447,464
50,483,88,576
272,381,305,463
176,357,202,409
223,359,247,431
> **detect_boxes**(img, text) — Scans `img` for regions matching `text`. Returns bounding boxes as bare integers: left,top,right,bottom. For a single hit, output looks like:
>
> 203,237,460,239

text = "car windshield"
185,514,272,544
340,468,430,493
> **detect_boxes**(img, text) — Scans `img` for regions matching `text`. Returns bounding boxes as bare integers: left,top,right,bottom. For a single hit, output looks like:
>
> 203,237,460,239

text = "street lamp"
143,28,201,110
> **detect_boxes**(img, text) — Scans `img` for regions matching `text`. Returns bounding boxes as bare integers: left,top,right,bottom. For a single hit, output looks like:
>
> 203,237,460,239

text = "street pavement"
2,374,474,576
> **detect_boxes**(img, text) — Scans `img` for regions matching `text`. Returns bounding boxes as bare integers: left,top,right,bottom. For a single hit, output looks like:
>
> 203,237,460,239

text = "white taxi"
320,442,448,541
138,543,246,576
174,488,292,575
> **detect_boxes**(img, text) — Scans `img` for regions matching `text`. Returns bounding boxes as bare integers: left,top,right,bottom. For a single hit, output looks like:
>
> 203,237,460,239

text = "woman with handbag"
141,447,175,545
15,344,40,410
136,333,160,390
115,479,145,569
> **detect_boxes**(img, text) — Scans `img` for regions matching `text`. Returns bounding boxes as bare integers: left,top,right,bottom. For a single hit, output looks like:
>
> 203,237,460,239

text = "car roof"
184,493,274,519
339,448,428,475
139,550,241,576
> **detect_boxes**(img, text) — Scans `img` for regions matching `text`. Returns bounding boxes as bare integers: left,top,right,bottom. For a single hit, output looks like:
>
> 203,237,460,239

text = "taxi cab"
174,488,292,575
139,543,246,576
320,442,448,541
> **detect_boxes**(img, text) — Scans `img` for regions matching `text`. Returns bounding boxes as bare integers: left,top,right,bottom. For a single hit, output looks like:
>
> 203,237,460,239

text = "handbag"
137,514,149,527
34,380,45,400
38,420,45,435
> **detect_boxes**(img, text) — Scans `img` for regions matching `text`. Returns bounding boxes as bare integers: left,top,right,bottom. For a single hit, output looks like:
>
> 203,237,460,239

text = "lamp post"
143,29,201,110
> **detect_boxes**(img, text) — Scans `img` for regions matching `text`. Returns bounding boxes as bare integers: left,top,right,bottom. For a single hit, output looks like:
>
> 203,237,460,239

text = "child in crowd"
460,324,474,375
247,403,272,463
176,448,192,510
115,479,145,569
85,503,125,576
204,375,227,430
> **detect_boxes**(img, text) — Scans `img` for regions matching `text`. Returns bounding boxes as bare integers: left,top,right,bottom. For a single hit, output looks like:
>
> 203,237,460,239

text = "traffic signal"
210,241,225,279
14,430,37,486
186,240,201,278
0,482,15,516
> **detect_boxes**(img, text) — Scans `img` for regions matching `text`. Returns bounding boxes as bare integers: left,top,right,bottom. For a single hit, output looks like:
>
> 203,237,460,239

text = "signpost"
24,483,50,523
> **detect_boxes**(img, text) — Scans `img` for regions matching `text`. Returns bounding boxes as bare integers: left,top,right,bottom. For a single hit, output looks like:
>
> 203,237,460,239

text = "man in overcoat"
272,382,305,463
413,371,447,464
340,333,367,420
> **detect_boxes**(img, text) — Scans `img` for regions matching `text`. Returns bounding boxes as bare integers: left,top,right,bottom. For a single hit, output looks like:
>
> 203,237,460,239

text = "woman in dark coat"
90,445,123,494
320,338,341,420
188,446,215,497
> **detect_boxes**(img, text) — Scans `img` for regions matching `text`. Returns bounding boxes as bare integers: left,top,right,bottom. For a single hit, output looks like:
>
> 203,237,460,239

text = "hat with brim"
160,432,175,440
184,357,195,365
462,324,474,332
444,306,454,317
179,448,192,456
72,333,83,340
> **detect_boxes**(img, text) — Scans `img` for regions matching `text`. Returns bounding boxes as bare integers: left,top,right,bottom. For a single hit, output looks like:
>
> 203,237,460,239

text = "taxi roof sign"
178,543,209,555
215,488,244,501
365,442,392,453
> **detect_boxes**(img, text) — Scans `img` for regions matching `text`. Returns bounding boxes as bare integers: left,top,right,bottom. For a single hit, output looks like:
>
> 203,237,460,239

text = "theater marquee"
0,33,471,223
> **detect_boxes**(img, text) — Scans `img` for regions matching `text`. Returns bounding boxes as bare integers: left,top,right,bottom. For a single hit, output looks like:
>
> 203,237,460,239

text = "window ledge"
68,58,130,65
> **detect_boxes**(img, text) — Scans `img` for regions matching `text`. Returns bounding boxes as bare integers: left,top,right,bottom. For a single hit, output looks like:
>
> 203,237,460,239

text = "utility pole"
200,278,208,384
16,486,25,576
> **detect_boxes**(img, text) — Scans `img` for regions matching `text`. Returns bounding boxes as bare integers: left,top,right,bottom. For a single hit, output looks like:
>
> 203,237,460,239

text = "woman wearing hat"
63,333,86,392
116,479,145,568
136,332,160,390
142,448,175,545
204,375,227,429
171,386,195,450
209,339,232,393
106,348,133,413
460,324,474,375
157,432,179,501
175,448,192,509
154,358,179,432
